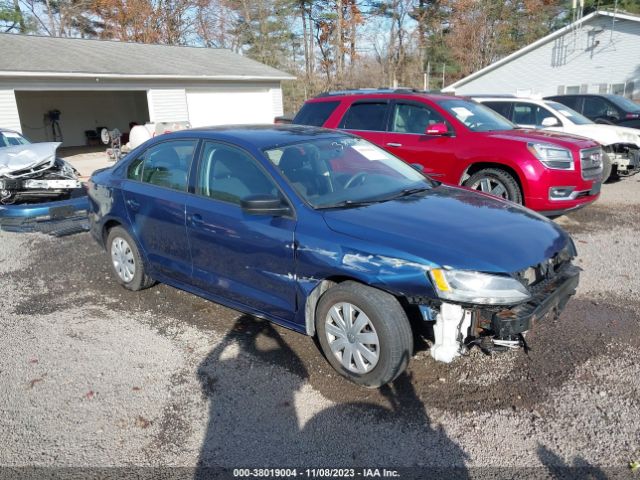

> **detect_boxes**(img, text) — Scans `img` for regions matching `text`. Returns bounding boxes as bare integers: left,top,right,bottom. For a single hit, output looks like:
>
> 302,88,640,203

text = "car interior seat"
209,147,275,203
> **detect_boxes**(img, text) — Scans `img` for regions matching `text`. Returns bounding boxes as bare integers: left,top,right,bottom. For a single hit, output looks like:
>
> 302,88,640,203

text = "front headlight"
429,269,531,305
527,142,574,170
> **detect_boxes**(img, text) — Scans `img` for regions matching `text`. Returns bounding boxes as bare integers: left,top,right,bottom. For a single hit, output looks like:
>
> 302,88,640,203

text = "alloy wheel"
469,176,510,199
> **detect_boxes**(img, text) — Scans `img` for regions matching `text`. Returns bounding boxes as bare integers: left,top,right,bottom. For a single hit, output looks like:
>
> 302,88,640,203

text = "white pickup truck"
475,97,640,181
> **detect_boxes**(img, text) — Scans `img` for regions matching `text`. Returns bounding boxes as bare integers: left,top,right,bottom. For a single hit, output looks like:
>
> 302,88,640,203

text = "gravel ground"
1,177,639,477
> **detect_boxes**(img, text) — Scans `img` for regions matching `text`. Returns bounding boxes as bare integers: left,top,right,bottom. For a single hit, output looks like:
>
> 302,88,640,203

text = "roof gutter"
0,71,296,81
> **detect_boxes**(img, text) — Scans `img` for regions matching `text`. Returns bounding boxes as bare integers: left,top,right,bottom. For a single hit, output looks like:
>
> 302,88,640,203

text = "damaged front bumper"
0,190,89,236
423,263,580,362
486,264,580,337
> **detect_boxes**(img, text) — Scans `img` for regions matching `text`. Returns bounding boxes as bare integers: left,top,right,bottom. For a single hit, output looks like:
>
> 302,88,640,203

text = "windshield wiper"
318,185,431,210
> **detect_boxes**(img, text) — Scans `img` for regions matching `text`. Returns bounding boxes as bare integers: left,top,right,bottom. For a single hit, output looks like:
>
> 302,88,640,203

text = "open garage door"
186,87,283,127
15,91,149,147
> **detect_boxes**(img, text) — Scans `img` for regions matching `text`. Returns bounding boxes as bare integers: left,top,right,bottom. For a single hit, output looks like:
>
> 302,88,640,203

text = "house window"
610,83,625,95
625,81,635,99
556,85,565,95
566,85,580,94
598,84,608,94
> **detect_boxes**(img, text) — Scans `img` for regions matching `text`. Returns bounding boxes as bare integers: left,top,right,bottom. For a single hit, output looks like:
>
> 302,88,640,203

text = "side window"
583,97,616,118
512,103,537,125
127,157,144,181
197,142,279,205
391,103,447,134
340,102,388,131
535,106,559,127
293,101,340,126
139,140,196,191
483,102,512,120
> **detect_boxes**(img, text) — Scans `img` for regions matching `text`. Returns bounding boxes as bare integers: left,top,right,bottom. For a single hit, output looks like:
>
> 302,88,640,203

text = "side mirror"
411,163,424,172
425,123,449,136
241,195,290,217
541,116,560,127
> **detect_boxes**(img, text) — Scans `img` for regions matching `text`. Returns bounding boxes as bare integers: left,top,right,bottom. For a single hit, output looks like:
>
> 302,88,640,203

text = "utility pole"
442,63,445,89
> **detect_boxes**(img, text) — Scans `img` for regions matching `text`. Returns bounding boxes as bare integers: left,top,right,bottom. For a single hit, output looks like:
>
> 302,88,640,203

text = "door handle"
386,142,402,147
126,199,140,211
190,213,204,227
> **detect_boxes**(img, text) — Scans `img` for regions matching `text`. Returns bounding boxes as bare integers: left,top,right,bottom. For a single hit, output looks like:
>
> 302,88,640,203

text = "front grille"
580,147,603,180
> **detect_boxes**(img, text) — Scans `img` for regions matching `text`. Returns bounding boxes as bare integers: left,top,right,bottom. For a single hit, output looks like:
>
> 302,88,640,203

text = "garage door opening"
15,90,150,148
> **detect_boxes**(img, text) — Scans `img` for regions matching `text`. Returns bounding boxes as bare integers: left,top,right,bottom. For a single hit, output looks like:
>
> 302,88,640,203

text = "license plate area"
23,179,81,190
49,205,76,220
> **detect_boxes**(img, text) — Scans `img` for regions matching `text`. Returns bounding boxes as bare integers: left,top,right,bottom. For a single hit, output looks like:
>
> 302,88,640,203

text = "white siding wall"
147,89,189,123
0,89,22,132
452,16,640,99
185,85,282,127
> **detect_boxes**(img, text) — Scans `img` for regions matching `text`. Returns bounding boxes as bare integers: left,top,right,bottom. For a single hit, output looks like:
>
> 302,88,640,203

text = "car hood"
321,185,571,274
482,128,597,149
0,142,60,177
560,124,640,147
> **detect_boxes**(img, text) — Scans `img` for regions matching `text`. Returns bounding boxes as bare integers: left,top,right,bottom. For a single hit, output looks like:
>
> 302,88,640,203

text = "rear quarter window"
293,101,340,126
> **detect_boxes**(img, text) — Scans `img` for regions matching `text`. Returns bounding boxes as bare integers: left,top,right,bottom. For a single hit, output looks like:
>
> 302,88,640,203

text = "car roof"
159,124,351,150
308,90,456,103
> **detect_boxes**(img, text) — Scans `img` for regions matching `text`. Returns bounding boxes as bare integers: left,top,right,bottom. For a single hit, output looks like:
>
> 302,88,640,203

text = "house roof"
443,10,640,92
0,34,295,81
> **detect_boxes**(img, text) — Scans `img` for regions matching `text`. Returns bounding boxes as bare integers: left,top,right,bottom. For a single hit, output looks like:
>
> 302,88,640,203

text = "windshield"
607,95,640,112
0,131,30,147
438,99,515,132
264,137,432,209
546,101,594,125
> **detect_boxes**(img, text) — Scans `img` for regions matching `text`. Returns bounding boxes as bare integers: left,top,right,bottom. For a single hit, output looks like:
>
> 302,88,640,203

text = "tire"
106,226,155,291
463,168,523,204
315,281,413,388
601,151,613,183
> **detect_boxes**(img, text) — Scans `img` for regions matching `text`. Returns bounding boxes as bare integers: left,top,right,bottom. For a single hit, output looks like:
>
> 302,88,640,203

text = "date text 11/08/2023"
232,468,401,478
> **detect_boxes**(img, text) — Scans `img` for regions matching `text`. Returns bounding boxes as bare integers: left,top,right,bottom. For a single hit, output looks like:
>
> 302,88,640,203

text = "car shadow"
194,315,469,477
537,444,608,479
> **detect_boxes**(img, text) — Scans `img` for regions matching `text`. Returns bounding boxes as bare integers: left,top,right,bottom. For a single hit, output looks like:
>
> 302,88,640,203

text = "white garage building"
443,10,640,100
0,34,294,146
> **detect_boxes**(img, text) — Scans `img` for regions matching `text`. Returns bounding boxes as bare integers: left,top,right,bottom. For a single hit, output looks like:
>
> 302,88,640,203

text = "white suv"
475,96,640,181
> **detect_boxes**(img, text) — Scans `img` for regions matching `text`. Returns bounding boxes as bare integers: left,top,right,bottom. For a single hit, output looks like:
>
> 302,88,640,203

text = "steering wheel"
344,172,368,189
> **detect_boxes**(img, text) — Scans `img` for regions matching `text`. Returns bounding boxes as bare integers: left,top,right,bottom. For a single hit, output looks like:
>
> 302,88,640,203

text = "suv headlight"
527,143,574,170
429,269,531,305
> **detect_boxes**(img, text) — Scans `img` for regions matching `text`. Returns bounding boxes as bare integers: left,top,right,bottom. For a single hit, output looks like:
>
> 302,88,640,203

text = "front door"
121,138,198,283
185,141,297,321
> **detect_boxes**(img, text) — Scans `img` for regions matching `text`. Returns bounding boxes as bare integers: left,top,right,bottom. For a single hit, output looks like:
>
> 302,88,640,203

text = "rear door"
185,141,297,321
384,100,457,178
121,139,198,283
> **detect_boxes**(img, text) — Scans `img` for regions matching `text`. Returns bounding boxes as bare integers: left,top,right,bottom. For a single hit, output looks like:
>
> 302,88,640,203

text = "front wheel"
106,226,155,291
315,282,413,388
601,151,613,183
464,168,523,204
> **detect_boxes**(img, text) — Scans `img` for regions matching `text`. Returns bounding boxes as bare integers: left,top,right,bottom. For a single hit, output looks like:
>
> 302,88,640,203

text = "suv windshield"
546,101,594,125
264,137,432,209
606,95,640,112
438,99,515,132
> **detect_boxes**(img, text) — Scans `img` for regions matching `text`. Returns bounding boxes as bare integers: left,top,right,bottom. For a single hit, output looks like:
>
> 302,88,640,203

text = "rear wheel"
106,226,155,291
464,168,523,204
315,281,413,388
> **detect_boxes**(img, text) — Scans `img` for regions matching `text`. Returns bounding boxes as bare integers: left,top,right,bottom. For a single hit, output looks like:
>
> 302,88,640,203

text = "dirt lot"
1,176,639,477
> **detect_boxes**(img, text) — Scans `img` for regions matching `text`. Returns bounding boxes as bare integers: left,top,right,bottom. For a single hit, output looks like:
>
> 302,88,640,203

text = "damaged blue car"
0,133,89,235
88,125,580,387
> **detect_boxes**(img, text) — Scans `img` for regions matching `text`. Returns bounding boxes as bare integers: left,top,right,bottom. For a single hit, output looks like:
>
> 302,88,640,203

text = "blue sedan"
88,125,580,387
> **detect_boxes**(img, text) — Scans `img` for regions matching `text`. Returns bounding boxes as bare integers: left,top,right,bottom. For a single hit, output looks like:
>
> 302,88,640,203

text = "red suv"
292,90,603,215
